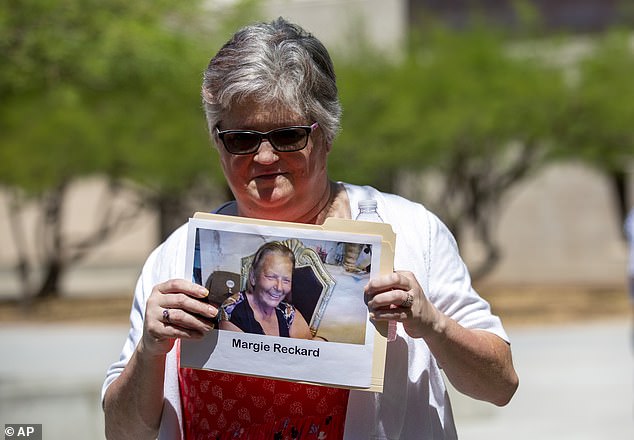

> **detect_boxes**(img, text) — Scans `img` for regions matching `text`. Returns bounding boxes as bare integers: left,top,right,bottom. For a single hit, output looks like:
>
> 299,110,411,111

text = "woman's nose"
253,140,278,164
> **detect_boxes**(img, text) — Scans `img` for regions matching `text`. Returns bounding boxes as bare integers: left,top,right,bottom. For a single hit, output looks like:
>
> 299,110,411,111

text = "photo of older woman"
218,241,312,339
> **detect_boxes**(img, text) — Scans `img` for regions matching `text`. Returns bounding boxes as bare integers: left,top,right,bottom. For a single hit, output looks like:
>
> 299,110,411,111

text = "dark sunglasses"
215,122,319,155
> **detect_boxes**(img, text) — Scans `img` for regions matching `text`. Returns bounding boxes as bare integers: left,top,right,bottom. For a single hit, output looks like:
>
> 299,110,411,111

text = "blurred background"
1,0,633,438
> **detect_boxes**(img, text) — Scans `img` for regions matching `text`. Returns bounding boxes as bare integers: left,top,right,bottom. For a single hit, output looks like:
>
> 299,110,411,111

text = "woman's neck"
300,181,350,224
247,292,276,318
304,180,334,224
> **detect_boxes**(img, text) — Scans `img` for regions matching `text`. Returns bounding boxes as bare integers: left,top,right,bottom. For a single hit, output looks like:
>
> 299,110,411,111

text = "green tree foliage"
556,28,634,223
0,0,259,298
333,25,568,278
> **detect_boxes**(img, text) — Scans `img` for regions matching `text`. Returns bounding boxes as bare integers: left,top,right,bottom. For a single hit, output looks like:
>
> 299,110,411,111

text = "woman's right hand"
139,279,217,357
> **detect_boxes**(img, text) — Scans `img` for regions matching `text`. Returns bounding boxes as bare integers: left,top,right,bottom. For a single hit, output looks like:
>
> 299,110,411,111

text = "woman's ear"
248,269,256,288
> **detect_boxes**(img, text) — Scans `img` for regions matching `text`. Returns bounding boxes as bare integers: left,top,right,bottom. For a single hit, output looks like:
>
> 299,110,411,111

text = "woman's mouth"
255,171,285,181
267,290,284,301
257,174,279,181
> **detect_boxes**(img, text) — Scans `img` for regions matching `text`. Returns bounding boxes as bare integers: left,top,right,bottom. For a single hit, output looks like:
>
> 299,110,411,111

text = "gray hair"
202,17,341,146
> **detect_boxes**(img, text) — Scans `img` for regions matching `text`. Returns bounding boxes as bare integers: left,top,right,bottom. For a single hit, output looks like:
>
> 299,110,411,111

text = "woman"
103,18,518,439
218,241,312,338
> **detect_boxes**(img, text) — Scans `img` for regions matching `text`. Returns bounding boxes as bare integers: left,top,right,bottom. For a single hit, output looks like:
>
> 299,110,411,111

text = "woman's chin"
246,191,294,213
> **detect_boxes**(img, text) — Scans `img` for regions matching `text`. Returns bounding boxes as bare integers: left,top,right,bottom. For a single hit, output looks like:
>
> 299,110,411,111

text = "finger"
149,278,216,320
366,289,409,311
364,272,410,299
370,308,410,321
159,307,215,334
156,279,209,299
159,292,218,320
148,317,207,340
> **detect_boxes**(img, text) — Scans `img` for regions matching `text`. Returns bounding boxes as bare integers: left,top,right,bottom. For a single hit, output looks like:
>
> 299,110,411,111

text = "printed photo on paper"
180,216,384,389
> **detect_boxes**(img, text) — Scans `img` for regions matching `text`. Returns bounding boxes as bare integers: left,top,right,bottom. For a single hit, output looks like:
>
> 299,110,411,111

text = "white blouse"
102,183,509,440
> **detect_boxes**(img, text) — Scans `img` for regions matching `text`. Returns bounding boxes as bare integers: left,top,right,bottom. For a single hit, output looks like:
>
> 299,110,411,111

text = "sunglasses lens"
269,128,309,151
223,132,261,154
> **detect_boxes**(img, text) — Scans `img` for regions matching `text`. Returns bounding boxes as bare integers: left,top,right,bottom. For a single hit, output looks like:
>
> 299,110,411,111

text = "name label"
232,338,320,357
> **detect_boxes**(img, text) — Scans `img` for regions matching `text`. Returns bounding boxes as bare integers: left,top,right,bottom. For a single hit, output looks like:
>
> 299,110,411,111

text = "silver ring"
401,292,414,308
162,309,171,323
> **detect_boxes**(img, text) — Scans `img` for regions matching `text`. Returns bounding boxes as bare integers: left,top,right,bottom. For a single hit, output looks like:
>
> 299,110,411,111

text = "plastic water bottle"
355,199,383,222
355,199,397,341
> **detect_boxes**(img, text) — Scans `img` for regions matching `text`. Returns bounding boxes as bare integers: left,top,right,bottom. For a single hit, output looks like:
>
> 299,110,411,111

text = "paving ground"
452,319,634,439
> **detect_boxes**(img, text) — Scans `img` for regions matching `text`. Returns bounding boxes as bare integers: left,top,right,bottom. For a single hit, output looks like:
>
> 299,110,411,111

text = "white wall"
465,163,627,285
0,178,157,298
262,0,407,54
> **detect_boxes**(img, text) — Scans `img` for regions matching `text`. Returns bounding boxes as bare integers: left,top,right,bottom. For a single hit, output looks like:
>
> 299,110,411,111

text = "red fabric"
177,345,349,439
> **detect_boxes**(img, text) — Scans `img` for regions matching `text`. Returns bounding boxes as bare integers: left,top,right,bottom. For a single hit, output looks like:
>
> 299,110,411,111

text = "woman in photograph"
218,241,312,338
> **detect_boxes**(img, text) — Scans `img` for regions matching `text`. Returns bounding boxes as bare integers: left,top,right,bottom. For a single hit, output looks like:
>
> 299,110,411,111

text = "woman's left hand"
366,270,519,406
364,270,441,339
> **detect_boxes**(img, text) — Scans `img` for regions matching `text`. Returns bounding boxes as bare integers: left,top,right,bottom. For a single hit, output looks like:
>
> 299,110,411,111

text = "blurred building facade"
409,0,631,33
0,0,629,299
